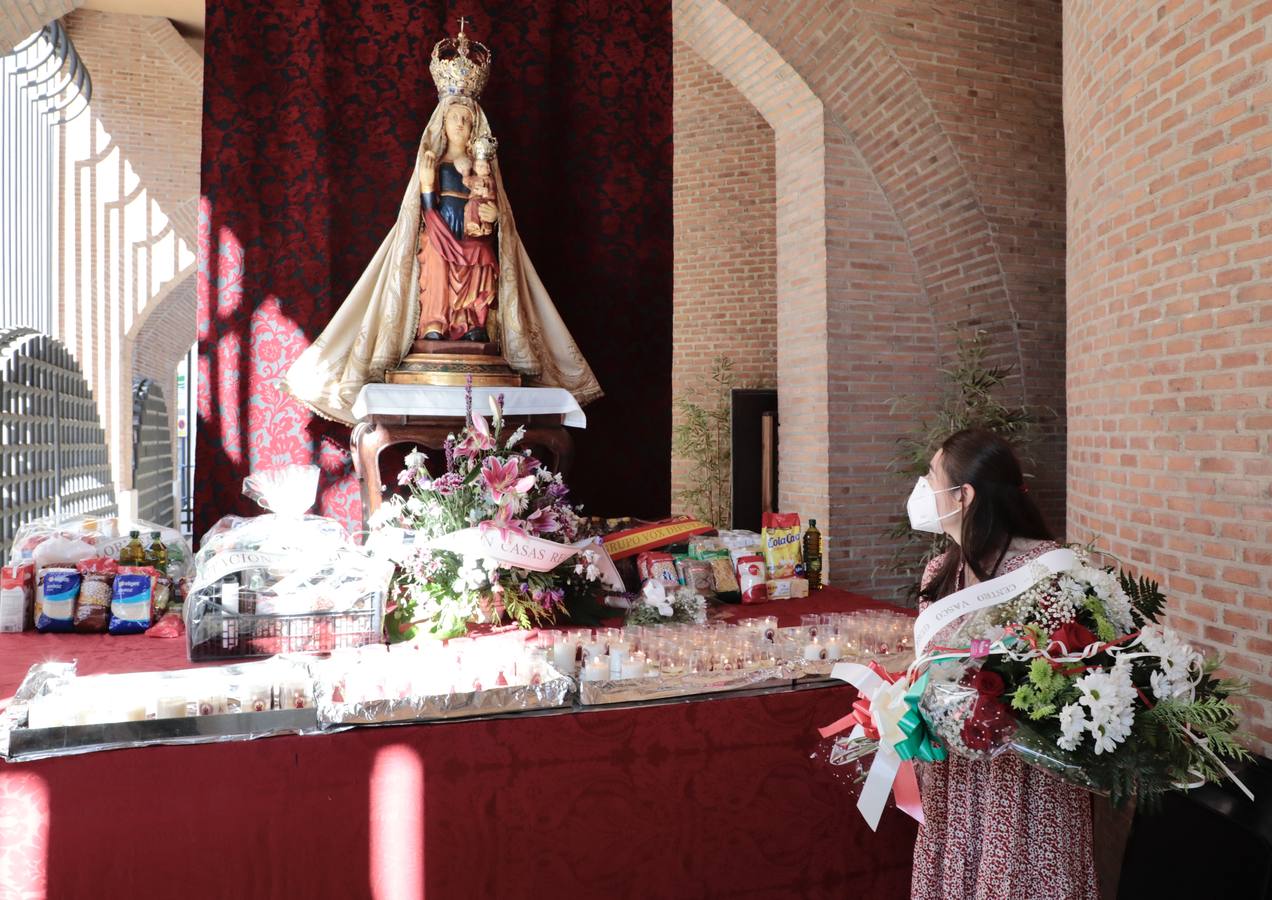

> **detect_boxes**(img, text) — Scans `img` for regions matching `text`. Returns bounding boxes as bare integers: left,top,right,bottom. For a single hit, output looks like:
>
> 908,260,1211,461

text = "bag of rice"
36,567,81,632
109,565,161,635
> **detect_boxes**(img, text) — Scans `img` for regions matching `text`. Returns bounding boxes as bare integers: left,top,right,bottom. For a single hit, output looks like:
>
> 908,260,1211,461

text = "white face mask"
907,476,962,534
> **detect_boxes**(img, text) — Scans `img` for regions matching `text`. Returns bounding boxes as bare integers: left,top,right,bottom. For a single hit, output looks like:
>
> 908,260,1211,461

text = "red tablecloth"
0,588,917,898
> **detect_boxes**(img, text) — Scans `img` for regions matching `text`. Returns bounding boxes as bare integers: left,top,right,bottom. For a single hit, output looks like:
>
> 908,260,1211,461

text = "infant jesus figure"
461,134,499,238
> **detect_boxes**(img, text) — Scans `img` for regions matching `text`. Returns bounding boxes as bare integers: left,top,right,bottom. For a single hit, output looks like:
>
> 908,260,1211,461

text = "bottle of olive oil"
146,533,169,574
120,530,146,566
802,519,823,590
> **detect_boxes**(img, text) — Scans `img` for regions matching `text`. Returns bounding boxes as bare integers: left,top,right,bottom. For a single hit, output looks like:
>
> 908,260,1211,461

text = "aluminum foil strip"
795,651,916,681
577,661,802,706
313,668,575,727
0,661,76,759
1,660,326,763
5,707,322,763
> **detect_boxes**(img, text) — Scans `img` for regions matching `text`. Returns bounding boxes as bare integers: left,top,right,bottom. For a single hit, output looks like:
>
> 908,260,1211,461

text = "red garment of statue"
417,207,497,340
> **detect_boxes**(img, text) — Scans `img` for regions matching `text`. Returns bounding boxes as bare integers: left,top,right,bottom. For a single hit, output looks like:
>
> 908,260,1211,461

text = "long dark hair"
918,429,1053,603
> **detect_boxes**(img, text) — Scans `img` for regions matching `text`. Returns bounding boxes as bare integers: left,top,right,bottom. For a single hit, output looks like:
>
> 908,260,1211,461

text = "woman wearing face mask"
907,429,1098,900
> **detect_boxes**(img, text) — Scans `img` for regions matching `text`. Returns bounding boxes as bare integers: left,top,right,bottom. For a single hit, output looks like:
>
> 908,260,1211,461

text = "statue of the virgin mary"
286,24,603,425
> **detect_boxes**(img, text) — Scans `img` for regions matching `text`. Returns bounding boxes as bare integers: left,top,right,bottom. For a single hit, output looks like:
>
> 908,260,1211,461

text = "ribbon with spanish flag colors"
819,660,945,830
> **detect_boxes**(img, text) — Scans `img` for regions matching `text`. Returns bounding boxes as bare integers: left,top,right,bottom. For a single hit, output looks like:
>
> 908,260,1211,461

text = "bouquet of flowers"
624,579,708,627
825,549,1252,827
370,387,607,640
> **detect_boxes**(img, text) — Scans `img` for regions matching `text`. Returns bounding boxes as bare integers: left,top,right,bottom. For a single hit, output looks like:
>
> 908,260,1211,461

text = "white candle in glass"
197,694,228,716
802,638,826,662
583,656,609,683
608,643,630,677
551,639,577,673
825,637,843,661
242,682,272,713
286,681,311,709
117,701,148,722
620,651,646,679
155,695,189,719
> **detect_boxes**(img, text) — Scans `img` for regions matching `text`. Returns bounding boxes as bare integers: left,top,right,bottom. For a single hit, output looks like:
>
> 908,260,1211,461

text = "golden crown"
430,19,492,100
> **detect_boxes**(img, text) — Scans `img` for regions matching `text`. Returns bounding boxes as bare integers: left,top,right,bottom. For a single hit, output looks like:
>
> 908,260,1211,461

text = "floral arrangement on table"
824,549,1252,828
370,387,607,640
624,579,708,627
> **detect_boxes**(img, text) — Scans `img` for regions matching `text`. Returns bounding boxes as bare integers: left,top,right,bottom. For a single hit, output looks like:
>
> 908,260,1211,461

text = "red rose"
962,697,1016,752
964,669,1005,698
1048,621,1099,655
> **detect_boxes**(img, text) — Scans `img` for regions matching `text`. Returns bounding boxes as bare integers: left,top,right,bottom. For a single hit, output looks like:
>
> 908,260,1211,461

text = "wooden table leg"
523,425,574,479
352,421,392,528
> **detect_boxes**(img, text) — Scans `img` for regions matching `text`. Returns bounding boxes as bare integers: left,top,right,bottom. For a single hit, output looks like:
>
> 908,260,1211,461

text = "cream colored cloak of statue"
286,96,603,425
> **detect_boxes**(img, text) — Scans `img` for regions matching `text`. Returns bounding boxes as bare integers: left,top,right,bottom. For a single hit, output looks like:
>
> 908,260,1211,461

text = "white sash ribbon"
365,526,625,590
913,548,1076,657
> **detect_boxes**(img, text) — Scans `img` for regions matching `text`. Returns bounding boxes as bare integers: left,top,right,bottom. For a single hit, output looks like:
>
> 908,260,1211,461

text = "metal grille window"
0,327,114,561
132,376,175,529
1,20,90,333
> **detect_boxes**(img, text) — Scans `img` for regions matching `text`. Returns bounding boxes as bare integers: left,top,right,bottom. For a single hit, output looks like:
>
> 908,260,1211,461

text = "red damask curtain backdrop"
196,1,672,540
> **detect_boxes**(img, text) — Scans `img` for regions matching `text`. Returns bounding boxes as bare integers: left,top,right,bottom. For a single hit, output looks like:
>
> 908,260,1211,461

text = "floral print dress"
911,540,1100,900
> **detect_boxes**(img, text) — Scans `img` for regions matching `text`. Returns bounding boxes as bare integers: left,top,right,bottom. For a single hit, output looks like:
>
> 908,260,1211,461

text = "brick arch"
681,0,1069,569
56,11,203,512
674,0,835,541
717,0,1025,392
678,0,952,592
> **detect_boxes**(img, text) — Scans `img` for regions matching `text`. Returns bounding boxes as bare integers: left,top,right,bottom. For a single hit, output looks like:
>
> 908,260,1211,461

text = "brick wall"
674,0,833,572
671,38,777,523
53,10,201,516
675,0,1066,598
1066,0,1272,752
824,121,939,598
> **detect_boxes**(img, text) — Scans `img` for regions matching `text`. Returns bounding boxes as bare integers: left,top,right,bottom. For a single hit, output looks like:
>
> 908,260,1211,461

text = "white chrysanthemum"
1139,624,1202,700
405,496,426,517
1075,664,1136,755
1077,565,1135,632
1057,703,1087,751
1150,669,1188,701
1090,718,1130,755
585,563,601,581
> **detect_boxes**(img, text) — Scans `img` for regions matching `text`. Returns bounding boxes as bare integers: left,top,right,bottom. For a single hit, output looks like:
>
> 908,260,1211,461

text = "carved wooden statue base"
385,339,522,388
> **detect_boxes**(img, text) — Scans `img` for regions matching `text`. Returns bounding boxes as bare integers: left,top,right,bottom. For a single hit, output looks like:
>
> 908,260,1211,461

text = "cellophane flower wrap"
829,550,1253,810
370,389,605,640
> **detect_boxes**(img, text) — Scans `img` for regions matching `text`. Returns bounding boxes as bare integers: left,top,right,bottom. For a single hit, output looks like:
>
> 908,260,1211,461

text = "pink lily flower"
480,505,529,541
482,456,536,502
454,412,495,459
525,505,562,535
